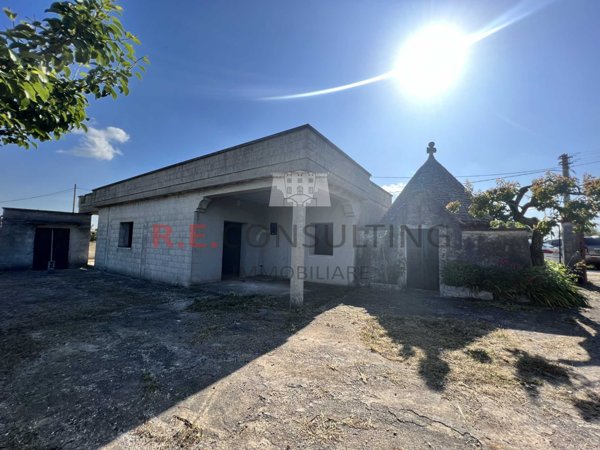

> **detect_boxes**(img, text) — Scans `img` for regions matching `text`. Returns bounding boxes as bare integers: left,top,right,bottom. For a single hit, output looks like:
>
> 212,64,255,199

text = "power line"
0,186,92,204
0,189,73,204
374,166,559,179
373,158,600,180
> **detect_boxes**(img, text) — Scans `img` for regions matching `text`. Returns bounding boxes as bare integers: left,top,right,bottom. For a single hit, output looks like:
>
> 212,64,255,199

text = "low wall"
356,226,532,299
448,229,532,268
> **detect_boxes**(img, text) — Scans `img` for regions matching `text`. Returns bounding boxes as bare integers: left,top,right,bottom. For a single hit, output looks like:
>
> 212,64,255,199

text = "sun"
394,23,470,99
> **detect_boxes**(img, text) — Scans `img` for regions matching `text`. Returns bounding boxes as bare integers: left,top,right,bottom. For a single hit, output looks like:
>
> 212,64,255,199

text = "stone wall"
356,225,531,298
445,229,532,268
355,225,406,288
439,229,531,298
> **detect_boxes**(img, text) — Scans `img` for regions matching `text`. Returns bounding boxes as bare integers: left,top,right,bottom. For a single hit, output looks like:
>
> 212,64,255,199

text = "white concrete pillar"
290,205,306,308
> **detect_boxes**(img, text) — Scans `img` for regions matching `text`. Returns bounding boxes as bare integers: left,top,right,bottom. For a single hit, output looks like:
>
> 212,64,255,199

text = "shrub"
442,260,588,308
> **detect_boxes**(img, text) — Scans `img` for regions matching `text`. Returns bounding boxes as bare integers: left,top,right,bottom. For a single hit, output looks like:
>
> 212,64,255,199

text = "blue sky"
1,0,599,214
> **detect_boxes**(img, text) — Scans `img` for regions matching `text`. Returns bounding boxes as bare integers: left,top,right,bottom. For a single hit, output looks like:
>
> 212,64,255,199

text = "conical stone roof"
382,143,487,228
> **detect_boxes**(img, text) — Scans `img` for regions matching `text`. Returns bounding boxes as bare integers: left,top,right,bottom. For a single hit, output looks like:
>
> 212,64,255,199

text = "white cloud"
381,182,405,202
59,126,130,160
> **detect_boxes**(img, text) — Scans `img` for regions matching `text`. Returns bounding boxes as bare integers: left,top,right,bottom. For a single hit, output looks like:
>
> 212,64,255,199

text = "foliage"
442,260,588,308
531,173,600,234
465,173,600,266
0,1,147,148
445,200,461,214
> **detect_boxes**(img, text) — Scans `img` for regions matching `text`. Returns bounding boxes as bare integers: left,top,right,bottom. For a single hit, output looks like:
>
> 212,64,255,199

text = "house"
0,208,91,270
358,142,531,296
78,125,391,291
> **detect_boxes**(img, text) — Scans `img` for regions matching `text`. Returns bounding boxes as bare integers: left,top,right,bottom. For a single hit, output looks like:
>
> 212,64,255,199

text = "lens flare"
393,23,470,98
261,0,556,101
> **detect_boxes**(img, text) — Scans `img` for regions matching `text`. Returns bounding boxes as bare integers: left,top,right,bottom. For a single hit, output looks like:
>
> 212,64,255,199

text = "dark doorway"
406,227,439,290
221,221,242,279
32,228,70,270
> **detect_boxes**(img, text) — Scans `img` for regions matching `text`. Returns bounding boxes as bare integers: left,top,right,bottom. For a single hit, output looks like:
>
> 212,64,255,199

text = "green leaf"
123,42,134,58
32,82,50,102
3,7,17,21
22,82,37,101
1,0,146,148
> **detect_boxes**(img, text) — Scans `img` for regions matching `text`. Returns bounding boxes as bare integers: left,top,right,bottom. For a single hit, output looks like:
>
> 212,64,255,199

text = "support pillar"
561,222,582,267
290,205,306,308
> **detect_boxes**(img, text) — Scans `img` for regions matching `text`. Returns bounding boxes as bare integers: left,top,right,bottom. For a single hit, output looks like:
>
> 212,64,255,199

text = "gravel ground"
1,269,599,449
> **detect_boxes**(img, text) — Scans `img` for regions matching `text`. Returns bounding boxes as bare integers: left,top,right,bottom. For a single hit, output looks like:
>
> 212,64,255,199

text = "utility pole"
72,184,77,213
558,154,584,275
559,154,571,201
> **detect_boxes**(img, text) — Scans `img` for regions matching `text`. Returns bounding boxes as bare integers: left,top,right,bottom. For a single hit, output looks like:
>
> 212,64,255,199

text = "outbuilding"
0,208,91,270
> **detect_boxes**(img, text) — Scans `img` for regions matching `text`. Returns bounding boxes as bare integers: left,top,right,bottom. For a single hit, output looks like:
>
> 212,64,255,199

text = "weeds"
443,260,588,308
141,371,159,394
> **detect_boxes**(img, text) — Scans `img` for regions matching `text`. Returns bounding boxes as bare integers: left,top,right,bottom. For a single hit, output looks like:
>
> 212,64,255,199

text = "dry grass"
132,416,205,449
300,413,342,443
360,315,581,398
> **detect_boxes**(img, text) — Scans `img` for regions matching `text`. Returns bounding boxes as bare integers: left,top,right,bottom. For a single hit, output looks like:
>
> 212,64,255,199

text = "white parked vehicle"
543,239,561,263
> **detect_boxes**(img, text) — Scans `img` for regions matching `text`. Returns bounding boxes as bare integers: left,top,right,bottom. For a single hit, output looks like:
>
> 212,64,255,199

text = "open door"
221,221,242,279
33,228,70,270
406,227,439,290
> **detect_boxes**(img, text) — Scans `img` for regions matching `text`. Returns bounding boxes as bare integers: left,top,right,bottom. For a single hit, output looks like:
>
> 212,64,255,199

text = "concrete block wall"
80,126,391,216
0,208,91,270
303,200,361,284
0,219,36,269
96,194,201,285
95,190,362,286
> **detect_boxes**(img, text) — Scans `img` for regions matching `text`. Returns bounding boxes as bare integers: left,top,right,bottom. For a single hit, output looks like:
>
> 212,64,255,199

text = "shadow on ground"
344,283,600,422
0,270,347,449
1,269,599,449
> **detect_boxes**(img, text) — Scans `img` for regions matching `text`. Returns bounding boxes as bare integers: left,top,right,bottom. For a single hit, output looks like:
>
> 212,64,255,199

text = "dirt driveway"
1,270,599,449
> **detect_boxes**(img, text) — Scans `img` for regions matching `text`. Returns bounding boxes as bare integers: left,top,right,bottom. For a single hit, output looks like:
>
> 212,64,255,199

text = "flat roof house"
79,125,391,291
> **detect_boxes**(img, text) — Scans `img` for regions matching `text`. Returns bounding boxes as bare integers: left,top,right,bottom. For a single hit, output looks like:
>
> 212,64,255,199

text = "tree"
466,173,600,266
0,0,147,148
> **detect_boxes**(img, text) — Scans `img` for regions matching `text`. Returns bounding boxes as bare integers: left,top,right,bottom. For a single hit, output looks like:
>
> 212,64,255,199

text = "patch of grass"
573,392,600,422
0,329,45,374
340,415,376,430
301,413,342,442
510,349,571,396
140,371,159,394
360,315,534,395
187,294,283,313
172,415,204,446
193,324,226,343
133,416,204,447
465,348,492,364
